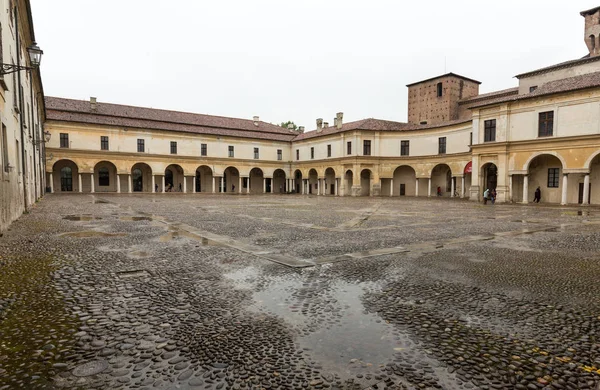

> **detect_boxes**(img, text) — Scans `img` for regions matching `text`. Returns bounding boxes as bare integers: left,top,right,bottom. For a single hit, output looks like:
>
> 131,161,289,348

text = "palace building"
31,7,600,214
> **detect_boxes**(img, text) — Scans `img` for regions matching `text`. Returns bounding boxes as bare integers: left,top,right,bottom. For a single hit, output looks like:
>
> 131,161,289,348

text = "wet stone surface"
0,193,599,389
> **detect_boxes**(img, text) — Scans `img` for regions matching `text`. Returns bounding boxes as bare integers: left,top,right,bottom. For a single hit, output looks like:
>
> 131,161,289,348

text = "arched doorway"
308,169,318,194
324,168,336,195
273,169,286,193
249,168,264,194
196,165,213,193
360,169,371,196
393,165,416,196
224,166,240,193
481,163,498,191
586,153,600,204
525,154,563,203
165,164,184,192
131,163,152,192
294,170,303,193
52,160,79,192
431,164,452,197
94,161,118,193
344,170,353,196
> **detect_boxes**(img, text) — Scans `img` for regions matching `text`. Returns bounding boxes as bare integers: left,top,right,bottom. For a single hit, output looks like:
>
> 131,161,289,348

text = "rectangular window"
60,133,69,148
547,168,559,188
101,136,109,150
170,141,177,154
2,124,8,172
228,145,234,157
437,82,443,97
347,141,352,155
254,147,259,159
327,144,331,157
310,147,314,160
538,111,554,137
201,143,207,156
529,86,538,93
484,119,496,142
363,140,371,156
401,140,409,156
137,139,145,153
296,149,299,160
438,137,446,154
277,149,282,161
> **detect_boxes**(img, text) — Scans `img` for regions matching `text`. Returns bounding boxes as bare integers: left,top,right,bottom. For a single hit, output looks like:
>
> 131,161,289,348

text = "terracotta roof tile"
515,55,599,79
458,87,519,105
45,97,296,142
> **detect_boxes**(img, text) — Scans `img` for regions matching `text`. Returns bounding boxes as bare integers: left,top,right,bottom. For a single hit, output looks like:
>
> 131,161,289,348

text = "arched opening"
52,159,79,192
325,168,336,195
294,170,303,194
249,168,264,194
308,169,318,194
481,163,498,192
590,35,596,51
431,164,452,197
196,165,213,193
224,166,240,193
131,163,152,192
587,153,600,204
94,161,118,193
524,154,563,203
164,164,184,192
344,170,353,196
273,169,286,193
392,165,417,196
360,169,371,196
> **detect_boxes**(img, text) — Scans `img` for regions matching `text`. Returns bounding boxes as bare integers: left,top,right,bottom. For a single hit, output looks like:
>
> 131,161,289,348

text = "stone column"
263,178,266,193
522,175,528,204
220,177,224,193
415,178,419,197
461,176,465,198
238,176,242,194
583,174,590,204
152,175,156,193
427,178,432,197
335,179,339,196
193,176,196,193
78,174,82,193
508,175,512,202
561,174,568,205
212,177,216,193
183,176,187,193
116,174,121,193
390,179,393,197
49,173,54,193
90,173,95,193
162,176,165,193
128,174,132,193
450,176,455,198
316,179,320,195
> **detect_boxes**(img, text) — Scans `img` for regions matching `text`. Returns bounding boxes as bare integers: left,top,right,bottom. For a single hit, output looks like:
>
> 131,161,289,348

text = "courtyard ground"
0,194,599,390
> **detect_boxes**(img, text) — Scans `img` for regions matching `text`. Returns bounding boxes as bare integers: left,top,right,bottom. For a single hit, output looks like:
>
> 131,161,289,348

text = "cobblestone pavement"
1,194,599,390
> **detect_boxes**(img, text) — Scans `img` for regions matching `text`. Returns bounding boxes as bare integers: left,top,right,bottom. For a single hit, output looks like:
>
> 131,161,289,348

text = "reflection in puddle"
63,215,102,221
158,230,221,246
120,216,153,221
59,231,126,238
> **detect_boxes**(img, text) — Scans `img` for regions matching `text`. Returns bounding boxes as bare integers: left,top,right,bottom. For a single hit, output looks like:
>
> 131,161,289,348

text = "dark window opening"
401,140,409,156
310,147,314,159
436,82,443,97
137,139,145,153
277,149,282,160
590,35,596,50
347,141,352,155
254,147,259,159
484,119,496,142
529,86,538,93
201,143,207,156
98,168,110,186
363,140,371,156
420,121,428,125
170,141,177,154
60,133,69,148
547,168,559,188
101,136,109,150
243,177,248,188
438,137,446,154
228,145,234,157
296,149,299,160
469,132,473,146
327,144,331,157
538,111,554,137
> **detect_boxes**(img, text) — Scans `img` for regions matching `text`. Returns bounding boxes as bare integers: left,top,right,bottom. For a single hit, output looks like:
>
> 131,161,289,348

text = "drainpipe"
15,6,28,212
29,70,37,199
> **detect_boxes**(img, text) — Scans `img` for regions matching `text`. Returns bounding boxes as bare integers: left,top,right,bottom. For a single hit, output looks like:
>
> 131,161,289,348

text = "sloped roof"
45,97,297,142
458,87,519,105
406,72,481,87
515,55,600,79
469,71,600,108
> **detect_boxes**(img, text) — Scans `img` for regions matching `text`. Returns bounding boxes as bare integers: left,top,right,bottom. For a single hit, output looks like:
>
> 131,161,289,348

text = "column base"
469,186,480,202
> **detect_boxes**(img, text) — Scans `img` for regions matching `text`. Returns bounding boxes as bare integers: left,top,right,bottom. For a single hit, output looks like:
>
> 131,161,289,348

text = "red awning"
464,161,472,174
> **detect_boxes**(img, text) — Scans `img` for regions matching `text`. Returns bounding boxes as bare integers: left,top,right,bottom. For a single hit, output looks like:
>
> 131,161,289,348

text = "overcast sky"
31,0,597,130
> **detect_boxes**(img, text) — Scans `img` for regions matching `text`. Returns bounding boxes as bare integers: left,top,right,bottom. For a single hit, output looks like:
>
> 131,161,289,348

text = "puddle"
120,216,153,221
93,199,110,204
224,267,260,290
63,215,102,221
158,231,221,246
59,231,127,238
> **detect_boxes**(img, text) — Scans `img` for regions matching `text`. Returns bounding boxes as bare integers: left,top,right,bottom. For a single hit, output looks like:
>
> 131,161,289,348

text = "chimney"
90,97,97,111
316,118,323,132
334,118,338,127
298,126,305,133
324,122,329,128
253,116,259,126
287,123,295,132
336,112,343,129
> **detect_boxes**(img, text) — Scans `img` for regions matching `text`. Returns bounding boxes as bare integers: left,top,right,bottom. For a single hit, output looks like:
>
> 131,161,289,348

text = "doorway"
60,167,73,192
578,183,591,204
400,183,406,196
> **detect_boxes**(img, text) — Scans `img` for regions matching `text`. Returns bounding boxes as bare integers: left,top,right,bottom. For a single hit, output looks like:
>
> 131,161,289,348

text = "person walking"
483,188,490,205
232,184,235,192
533,186,541,203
